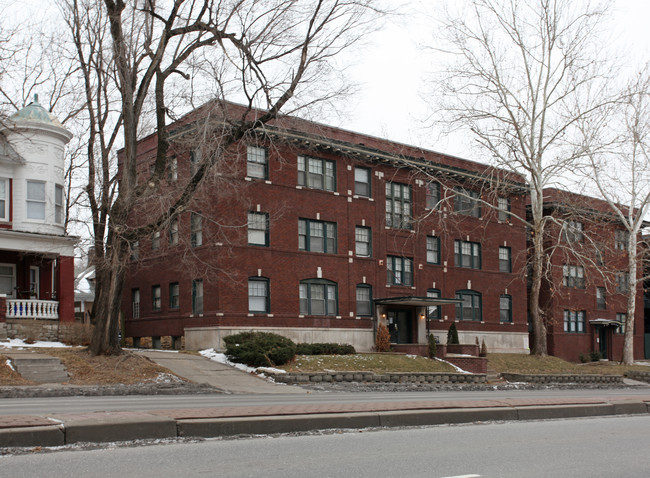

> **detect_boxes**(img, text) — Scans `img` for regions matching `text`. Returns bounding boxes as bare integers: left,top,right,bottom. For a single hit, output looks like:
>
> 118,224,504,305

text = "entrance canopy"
589,318,623,327
374,296,462,307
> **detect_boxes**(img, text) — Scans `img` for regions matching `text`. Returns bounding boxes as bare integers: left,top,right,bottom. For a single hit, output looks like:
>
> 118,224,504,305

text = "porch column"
57,256,75,322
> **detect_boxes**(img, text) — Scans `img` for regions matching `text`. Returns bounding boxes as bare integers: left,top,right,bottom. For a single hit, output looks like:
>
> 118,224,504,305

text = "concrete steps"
9,355,69,384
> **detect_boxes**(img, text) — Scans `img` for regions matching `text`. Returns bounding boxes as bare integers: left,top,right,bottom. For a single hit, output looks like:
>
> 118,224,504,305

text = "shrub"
223,331,296,367
590,351,602,362
428,333,437,358
447,323,459,345
296,343,356,355
579,353,588,363
376,323,391,352
480,339,488,357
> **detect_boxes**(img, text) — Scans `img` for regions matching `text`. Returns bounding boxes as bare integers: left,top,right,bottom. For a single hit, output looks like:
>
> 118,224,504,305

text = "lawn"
488,353,650,376
280,353,457,373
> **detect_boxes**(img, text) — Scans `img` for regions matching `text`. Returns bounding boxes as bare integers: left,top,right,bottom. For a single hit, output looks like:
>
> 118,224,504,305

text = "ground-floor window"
356,284,372,316
248,278,269,313
0,264,15,297
455,289,482,321
192,279,203,315
500,294,512,323
299,279,337,316
563,310,585,333
616,312,626,334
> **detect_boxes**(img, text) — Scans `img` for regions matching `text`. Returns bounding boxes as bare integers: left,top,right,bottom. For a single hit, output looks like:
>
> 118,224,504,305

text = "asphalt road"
2,414,649,477
2,388,650,415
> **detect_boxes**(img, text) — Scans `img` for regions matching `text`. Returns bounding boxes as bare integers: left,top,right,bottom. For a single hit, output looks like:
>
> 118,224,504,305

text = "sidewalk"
2,395,650,448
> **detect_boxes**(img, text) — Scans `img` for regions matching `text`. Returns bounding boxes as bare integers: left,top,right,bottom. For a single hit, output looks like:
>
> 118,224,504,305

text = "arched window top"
455,289,482,322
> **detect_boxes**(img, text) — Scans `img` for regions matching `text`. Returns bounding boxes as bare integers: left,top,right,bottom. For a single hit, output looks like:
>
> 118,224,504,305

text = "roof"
589,318,623,327
10,94,64,128
373,296,462,307
74,266,96,302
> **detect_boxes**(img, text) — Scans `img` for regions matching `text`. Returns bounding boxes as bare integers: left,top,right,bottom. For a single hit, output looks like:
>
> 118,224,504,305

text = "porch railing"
6,299,59,320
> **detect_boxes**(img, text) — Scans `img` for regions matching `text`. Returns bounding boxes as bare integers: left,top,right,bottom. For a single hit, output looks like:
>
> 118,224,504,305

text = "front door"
598,327,608,359
387,310,413,344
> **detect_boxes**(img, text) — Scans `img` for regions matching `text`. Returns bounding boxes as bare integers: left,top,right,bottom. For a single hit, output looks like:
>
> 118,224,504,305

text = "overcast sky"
331,0,650,162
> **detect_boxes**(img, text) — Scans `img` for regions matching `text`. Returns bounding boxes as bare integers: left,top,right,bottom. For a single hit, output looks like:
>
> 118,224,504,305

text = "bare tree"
429,0,612,355
59,0,380,355
580,66,650,364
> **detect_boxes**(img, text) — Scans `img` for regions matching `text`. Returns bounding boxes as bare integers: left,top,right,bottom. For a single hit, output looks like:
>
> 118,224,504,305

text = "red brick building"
122,102,531,354
535,188,644,361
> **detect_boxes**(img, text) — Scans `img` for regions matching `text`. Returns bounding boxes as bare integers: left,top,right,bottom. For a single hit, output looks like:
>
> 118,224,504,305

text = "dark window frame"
356,284,372,317
355,226,372,257
297,156,336,191
426,182,441,209
387,255,413,286
248,212,269,246
247,145,268,179
427,288,441,321
563,309,586,333
426,236,440,265
248,277,270,313
152,285,161,311
500,294,512,323
299,279,338,316
299,218,337,254
454,187,480,217
354,167,371,197
169,282,179,309
192,279,203,315
455,289,482,321
499,246,512,273
454,240,481,269
563,264,585,289
385,181,412,230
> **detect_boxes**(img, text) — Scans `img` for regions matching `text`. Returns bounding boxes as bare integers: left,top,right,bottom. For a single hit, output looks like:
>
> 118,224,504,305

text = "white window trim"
0,263,16,298
0,178,9,221
26,180,46,221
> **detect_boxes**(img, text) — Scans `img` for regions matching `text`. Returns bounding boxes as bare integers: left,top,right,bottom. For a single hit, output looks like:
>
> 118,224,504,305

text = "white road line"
440,475,481,478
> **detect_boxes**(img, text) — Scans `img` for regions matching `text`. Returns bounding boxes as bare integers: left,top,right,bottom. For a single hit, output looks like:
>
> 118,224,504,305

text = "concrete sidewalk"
2,395,650,448
134,350,307,394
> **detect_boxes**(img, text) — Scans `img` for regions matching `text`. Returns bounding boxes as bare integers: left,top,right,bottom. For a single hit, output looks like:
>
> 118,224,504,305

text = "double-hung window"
427,288,441,320
299,279,337,316
356,284,372,316
0,178,7,220
355,226,371,257
169,282,179,309
248,212,269,246
354,167,371,197
387,256,413,286
564,310,585,333
615,229,629,251
499,246,511,273
248,278,269,313
55,185,63,224
168,156,178,182
426,182,440,209
169,218,179,246
500,294,512,323
454,187,480,217
26,180,45,220
192,279,203,315
131,289,140,318
247,146,268,179
385,182,411,229
298,156,335,191
152,231,160,250
0,264,16,297
191,213,203,247
299,219,336,253
152,285,161,311
190,150,201,175
563,265,585,289
616,272,629,293
497,197,510,221
455,290,482,321
426,236,440,264
596,287,606,309
454,240,481,269
616,312,627,334
563,220,584,243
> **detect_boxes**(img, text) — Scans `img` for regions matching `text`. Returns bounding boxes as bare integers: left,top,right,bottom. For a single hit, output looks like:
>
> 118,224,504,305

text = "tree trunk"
529,224,548,356
621,237,637,364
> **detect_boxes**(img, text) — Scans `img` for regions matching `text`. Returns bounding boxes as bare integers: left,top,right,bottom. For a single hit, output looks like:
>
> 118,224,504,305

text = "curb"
2,398,650,448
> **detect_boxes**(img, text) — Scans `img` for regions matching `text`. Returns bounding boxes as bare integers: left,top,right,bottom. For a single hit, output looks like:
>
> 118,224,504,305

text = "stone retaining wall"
501,373,623,384
625,371,650,383
268,371,486,384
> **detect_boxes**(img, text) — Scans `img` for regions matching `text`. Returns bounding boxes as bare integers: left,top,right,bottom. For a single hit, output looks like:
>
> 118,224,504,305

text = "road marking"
440,475,481,478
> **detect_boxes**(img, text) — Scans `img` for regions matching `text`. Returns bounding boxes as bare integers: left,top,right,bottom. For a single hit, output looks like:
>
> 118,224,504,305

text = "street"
1,414,648,477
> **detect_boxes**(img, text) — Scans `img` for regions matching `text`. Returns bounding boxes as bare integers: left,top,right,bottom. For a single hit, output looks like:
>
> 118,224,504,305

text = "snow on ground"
199,348,286,377
0,338,72,349
5,359,15,371
433,357,470,374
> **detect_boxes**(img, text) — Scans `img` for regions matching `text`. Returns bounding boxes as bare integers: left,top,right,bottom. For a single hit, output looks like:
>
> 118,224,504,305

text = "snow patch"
199,348,286,375
0,338,73,349
432,357,471,374
5,359,15,371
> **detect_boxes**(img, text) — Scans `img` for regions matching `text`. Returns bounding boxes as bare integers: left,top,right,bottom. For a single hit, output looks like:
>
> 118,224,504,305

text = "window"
299,219,336,253
152,231,160,251
55,185,63,224
152,285,161,311
387,256,413,286
168,156,178,182
169,217,178,246
454,240,481,269
192,279,203,315
0,264,16,297
385,181,411,229
500,295,512,323
298,156,335,191
354,167,371,197
169,282,179,309
616,272,629,293
131,240,139,261
427,288,441,320
563,310,585,333
190,149,201,175
355,226,371,257
248,212,269,246
616,312,627,334
615,229,629,251
299,279,338,316
426,236,440,264
426,182,440,209
191,213,203,247
563,220,583,243
0,178,7,220
596,287,606,310
455,290,482,321
454,187,480,217
131,289,140,319
26,180,45,220
499,246,511,273
248,278,269,313
247,146,268,179
497,197,510,221
356,284,372,316
562,265,585,289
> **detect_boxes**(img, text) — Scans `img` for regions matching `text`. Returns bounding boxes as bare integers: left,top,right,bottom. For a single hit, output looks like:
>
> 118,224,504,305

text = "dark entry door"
387,310,413,344
598,327,608,359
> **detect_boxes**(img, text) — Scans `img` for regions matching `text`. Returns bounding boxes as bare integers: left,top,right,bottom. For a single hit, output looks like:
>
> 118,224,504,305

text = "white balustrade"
6,299,59,320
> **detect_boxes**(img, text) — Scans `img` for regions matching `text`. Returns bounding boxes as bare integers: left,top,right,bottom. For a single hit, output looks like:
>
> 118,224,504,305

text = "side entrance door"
387,310,413,344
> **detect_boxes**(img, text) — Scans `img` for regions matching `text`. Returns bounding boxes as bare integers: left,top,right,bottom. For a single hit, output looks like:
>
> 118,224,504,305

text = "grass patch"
0,354,35,385
279,353,457,373
488,353,650,375
44,348,179,385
